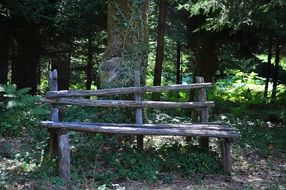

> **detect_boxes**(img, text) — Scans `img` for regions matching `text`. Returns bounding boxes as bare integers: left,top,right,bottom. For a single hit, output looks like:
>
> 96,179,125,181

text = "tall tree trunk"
102,0,148,88
153,0,168,87
271,41,280,99
51,45,71,90
11,39,17,84
0,28,10,84
176,41,182,85
103,0,149,150
36,62,41,89
189,36,218,101
13,24,40,94
86,36,93,90
193,38,219,82
264,35,273,98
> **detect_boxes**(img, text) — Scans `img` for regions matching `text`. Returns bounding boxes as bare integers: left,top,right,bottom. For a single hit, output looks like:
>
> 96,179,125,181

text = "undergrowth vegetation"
0,75,286,189
0,85,49,137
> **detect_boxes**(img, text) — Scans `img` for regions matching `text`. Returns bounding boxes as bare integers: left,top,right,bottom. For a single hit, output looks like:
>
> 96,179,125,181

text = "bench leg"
221,138,232,175
58,130,71,184
48,128,59,158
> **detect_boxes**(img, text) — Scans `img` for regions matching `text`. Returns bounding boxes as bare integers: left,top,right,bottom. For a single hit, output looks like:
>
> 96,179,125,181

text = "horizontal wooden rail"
40,121,240,138
43,98,215,109
42,121,237,131
46,83,212,98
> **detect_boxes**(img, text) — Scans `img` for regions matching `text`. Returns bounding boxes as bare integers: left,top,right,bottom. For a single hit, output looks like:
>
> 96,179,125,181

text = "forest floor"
1,139,285,189
117,148,286,190
0,122,286,190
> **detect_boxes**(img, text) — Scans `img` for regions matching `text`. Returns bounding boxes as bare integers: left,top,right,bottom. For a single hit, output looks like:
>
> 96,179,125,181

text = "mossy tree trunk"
101,0,148,88
102,0,149,150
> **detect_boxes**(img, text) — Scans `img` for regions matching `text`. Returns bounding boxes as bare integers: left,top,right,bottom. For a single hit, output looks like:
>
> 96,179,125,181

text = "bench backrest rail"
45,83,212,98
44,98,215,108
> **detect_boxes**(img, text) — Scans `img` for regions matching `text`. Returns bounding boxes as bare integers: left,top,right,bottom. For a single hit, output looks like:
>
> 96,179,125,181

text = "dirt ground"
117,151,286,190
0,137,285,190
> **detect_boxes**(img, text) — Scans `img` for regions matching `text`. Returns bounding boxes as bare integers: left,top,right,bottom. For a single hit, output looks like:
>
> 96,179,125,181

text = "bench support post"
58,130,71,183
135,71,144,149
48,70,59,158
221,138,232,175
49,69,71,184
196,77,209,150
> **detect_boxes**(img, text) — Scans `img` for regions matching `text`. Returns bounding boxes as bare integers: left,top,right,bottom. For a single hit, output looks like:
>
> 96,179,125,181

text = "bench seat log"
43,98,215,109
40,121,239,139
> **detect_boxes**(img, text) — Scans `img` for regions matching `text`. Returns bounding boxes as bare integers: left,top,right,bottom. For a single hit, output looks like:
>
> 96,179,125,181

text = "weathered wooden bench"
40,70,239,183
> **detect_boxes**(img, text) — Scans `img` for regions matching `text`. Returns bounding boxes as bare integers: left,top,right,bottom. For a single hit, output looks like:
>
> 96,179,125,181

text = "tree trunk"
103,0,149,150
86,36,93,90
193,38,219,83
0,28,10,85
176,41,182,85
13,24,40,94
11,40,17,85
36,59,42,92
102,0,148,88
264,36,273,98
153,0,168,87
271,41,280,99
51,46,71,90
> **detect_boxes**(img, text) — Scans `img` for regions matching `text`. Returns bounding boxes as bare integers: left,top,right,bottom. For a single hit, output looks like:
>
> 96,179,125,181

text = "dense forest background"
0,0,286,189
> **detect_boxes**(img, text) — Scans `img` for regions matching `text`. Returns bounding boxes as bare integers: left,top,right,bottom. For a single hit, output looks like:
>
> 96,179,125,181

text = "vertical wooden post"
48,70,59,158
221,138,232,175
49,69,71,183
134,71,144,149
58,130,71,183
196,77,209,150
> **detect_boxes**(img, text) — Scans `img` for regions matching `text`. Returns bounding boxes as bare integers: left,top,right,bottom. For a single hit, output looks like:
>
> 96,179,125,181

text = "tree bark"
12,24,40,94
193,38,219,83
86,36,93,90
51,43,72,90
102,0,148,88
176,41,182,85
264,35,273,98
102,0,149,150
0,27,10,84
153,0,168,87
271,41,280,99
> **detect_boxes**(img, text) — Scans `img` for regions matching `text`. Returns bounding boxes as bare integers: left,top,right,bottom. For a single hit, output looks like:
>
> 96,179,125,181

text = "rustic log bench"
40,70,239,183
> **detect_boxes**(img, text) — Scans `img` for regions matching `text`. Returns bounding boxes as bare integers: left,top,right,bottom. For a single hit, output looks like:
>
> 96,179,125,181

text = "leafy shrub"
0,84,49,137
213,70,265,104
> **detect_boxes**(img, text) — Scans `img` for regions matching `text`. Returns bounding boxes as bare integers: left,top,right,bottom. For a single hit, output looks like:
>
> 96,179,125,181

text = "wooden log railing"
45,83,212,98
41,69,239,185
44,98,215,109
40,122,239,138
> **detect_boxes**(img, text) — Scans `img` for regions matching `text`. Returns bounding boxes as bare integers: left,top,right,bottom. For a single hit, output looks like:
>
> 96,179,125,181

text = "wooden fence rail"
43,98,215,109
45,83,212,98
